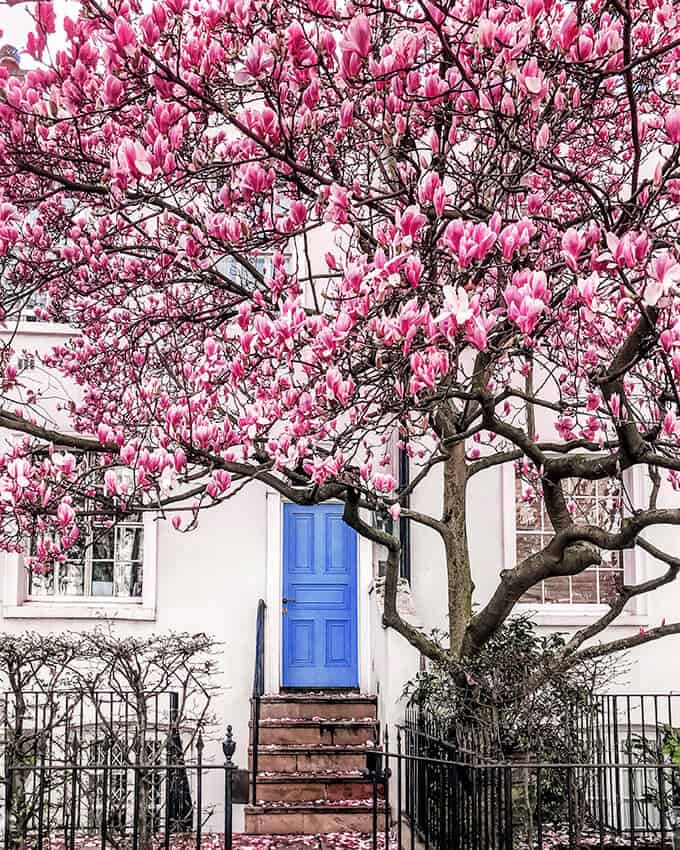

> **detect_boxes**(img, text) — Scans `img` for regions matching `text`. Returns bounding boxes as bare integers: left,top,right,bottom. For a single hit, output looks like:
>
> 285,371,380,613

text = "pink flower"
57,500,76,527
562,228,586,271
113,16,136,57
643,253,680,306
536,123,550,150
519,59,546,98
665,109,680,144
372,473,396,494
103,76,123,106
7,458,31,489
397,205,427,245
504,270,550,334
236,37,273,83
340,14,371,78
441,219,497,267
605,231,650,269
36,1,56,34
437,285,473,326
103,470,119,497
325,183,349,225
174,447,187,472
499,219,536,260
116,138,153,178
557,11,578,50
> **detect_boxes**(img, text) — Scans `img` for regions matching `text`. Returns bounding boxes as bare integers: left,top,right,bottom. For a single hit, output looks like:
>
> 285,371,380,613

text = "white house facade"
3,313,680,835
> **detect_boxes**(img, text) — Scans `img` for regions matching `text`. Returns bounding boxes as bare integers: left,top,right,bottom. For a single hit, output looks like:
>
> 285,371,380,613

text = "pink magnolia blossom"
643,253,680,306
665,109,680,144
504,270,551,334
441,219,497,267
340,14,371,78
562,228,586,271
0,0,678,651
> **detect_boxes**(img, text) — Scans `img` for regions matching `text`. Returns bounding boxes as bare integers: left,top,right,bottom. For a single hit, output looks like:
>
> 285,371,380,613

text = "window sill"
0,320,77,336
515,605,648,628
2,602,156,621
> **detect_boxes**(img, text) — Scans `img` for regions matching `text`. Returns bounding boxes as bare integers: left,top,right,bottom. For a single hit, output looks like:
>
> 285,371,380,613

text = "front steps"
245,693,386,835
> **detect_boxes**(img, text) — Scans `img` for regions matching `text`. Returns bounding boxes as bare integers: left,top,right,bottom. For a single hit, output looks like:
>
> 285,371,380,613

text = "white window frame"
2,513,158,620
501,462,650,626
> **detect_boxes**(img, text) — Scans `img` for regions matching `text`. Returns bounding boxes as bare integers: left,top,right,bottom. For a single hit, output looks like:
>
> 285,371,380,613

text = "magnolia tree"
0,0,680,669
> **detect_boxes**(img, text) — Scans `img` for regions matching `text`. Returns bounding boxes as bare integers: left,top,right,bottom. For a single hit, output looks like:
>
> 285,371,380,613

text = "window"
27,465,144,601
3,466,157,620
28,517,144,600
515,475,623,606
219,253,275,290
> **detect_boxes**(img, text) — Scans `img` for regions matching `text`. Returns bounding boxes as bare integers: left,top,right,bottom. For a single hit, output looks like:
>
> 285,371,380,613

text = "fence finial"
222,725,236,763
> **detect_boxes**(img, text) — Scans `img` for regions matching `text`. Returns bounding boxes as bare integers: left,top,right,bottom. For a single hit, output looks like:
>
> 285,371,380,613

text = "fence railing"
370,699,680,850
250,598,266,806
0,727,237,850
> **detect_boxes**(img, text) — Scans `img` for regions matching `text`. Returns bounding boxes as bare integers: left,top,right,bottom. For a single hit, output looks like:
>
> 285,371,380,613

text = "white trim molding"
264,490,373,693
1,514,158,621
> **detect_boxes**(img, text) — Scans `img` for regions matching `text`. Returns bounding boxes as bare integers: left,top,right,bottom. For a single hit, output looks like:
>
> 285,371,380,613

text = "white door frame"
265,490,372,693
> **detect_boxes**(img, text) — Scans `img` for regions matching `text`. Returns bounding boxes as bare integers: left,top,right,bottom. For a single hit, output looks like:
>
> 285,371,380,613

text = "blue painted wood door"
282,503,358,688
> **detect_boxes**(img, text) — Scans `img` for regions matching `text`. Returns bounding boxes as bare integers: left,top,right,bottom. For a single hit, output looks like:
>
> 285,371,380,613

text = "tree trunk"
443,441,473,658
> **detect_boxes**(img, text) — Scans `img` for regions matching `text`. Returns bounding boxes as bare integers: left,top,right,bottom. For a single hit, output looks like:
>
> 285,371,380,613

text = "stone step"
249,745,370,774
244,802,388,835
259,694,377,721
254,718,378,748
255,771,375,802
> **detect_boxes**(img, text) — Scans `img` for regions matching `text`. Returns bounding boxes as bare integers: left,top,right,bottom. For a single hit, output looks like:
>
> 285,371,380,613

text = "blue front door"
282,503,358,688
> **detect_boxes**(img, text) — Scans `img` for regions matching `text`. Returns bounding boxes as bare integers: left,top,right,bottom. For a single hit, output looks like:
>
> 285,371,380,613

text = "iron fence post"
101,736,110,850
69,731,78,850
223,726,236,850
195,731,203,850
4,763,11,850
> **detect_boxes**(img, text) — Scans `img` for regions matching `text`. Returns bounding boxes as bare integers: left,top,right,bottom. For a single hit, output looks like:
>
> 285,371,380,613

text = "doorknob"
282,597,297,604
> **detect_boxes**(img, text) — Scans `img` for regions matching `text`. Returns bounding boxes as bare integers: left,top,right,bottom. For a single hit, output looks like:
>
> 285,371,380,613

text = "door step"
253,718,378,747
261,694,377,721
249,745,371,774
244,801,387,835
247,693,386,836
254,771,375,802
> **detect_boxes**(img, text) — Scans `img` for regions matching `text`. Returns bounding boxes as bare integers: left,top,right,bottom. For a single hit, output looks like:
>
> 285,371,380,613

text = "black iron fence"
366,697,680,850
0,726,237,850
0,688,236,850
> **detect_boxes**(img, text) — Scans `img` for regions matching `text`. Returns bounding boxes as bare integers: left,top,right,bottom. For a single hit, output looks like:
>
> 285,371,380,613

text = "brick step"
244,802,388,835
254,718,378,747
249,745,370,774
259,694,377,721
255,771,376,802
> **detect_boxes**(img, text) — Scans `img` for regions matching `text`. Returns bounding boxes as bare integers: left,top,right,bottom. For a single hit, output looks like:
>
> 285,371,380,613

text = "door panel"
282,504,358,688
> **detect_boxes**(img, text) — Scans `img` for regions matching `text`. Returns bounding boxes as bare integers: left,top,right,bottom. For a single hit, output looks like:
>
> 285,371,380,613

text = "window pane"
599,570,622,603
114,561,143,597
543,576,571,604
516,533,543,562
571,571,598,603
516,502,540,530
522,582,543,604
59,560,85,596
93,527,115,561
116,525,143,562
29,564,54,596
91,561,114,596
